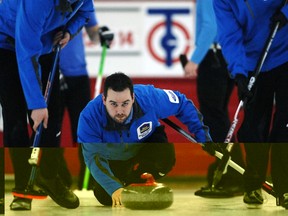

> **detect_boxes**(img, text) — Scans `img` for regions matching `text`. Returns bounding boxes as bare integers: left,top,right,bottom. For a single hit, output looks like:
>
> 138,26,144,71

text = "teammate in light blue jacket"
184,0,244,198
78,72,215,207
214,0,288,209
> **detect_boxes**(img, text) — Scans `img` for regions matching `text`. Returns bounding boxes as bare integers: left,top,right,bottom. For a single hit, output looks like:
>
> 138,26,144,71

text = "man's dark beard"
113,115,128,124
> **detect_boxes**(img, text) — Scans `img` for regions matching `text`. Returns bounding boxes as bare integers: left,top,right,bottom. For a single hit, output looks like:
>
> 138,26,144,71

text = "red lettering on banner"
119,31,133,46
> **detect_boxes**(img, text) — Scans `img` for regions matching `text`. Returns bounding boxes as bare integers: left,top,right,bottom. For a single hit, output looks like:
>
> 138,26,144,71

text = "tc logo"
147,8,191,67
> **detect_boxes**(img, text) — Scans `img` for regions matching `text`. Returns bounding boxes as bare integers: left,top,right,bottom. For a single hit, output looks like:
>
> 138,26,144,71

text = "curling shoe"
280,193,288,209
0,198,4,213
10,197,31,211
35,173,79,209
243,189,263,209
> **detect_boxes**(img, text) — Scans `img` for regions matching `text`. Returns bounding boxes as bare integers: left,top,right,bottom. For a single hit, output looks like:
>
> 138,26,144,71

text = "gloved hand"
202,143,224,156
234,74,253,101
271,10,288,30
98,26,114,48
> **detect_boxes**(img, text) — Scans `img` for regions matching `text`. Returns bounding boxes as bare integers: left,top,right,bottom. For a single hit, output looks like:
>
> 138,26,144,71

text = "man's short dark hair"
103,72,134,98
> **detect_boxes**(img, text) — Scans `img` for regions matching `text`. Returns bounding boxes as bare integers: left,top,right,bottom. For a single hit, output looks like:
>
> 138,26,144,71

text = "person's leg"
34,148,78,209
36,53,61,179
64,75,93,189
92,180,113,206
242,143,270,208
236,71,274,206
33,53,79,209
237,71,275,142
45,148,73,188
269,65,288,209
36,53,61,147
243,143,270,192
197,50,234,142
9,149,31,191
0,49,30,148
65,75,91,143
112,126,175,185
0,49,35,210
269,63,288,142
8,148,33,210
271,143,288,209
57,75,74,187
196,50,244,196
92,126,175,206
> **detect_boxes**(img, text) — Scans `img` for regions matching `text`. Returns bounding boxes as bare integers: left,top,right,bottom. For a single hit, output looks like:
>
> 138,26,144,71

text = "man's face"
103,88,134,124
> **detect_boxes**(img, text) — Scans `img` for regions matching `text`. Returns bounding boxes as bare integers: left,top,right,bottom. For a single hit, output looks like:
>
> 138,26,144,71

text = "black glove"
98,26,114,48
271,10,288,30
202,143,224,156
234,74,253,101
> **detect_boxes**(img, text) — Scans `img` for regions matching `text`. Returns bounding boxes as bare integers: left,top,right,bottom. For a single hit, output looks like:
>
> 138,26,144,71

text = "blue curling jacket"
78,84,212,196
60,11,98,77
213,0,288,78
0,0,94,109
191,0,218,64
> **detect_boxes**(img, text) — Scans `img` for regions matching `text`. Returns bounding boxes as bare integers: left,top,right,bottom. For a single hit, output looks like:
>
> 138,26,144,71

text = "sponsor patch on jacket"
164,89,179,103
137,121,152,140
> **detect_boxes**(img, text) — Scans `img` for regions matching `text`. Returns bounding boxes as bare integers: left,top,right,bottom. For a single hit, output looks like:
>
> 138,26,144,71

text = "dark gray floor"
4,176,287,216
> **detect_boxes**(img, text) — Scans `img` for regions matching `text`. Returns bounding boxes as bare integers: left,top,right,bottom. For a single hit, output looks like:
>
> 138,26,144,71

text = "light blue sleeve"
190,0,217,64
81,143,123,196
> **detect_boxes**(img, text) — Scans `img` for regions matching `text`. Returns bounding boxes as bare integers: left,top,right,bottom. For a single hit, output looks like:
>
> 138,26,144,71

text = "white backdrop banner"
85,1,196,77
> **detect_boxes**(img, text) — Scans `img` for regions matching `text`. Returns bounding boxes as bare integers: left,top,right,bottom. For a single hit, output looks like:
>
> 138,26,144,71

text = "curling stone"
121,173,173,210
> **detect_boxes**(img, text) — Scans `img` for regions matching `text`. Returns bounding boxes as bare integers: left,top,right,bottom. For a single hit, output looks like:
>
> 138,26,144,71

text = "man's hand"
98,26,114,48
112,188,123,207
234,74,253,101
53,31,71,49
184,61,198,78
31,108,49,131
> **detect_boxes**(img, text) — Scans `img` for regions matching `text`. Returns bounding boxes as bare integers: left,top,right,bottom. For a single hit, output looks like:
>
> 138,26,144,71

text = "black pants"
242,143,270,192
93,125,176,206
197,49,244,185
59,75,92,189
197,49,235,142
0,49,61,147
59,75,91,144
9,148,66,190
238,62,288,142
0,49,66,191
271,143,288,197
237,62,288,194
243,143,288,197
